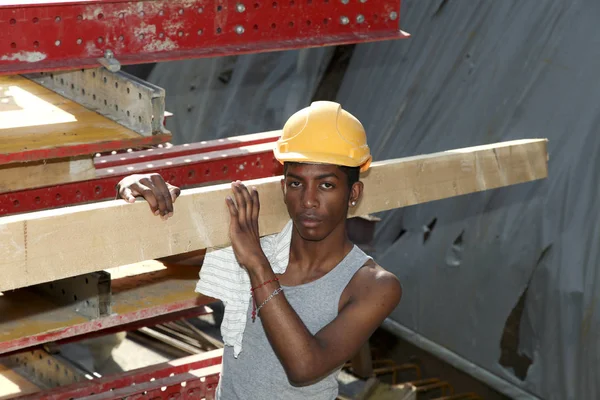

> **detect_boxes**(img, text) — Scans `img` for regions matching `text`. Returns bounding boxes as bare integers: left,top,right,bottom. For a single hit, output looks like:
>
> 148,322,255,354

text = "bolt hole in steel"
10,42,16,49
13,200,19,207
9,18,16,24
32,17,39,23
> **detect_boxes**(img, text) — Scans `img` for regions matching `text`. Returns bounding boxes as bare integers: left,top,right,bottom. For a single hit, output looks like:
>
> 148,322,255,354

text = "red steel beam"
0,0,408,75
0,142,282,216
0,132,172,166
14,349,223,400
0,301,212,356
94,130,281,168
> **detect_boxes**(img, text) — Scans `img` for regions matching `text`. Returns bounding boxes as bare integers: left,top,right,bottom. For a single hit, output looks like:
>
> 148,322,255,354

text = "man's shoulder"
349,258,402,302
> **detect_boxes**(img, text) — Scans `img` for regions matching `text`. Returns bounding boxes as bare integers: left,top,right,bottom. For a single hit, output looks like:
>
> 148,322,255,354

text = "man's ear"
349,181,364,207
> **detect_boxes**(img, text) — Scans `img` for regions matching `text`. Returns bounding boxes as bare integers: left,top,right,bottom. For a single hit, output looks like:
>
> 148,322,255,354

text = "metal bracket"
98,49,121,73
1,349,87,389
30,271,112,320
24,68,170,137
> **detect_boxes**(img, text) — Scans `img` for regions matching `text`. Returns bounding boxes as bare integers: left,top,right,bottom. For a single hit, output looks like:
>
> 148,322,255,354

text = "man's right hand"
115,173,181,219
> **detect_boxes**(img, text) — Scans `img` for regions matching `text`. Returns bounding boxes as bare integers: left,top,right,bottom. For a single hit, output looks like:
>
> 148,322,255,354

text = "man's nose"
302,185,319,208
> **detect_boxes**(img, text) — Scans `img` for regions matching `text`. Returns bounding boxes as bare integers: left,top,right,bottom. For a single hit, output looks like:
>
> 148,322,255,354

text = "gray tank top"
216,245,371,400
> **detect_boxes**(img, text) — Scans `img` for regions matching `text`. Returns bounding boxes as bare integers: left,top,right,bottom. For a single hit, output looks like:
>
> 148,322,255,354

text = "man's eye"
289,181,301,188
321,182,334,189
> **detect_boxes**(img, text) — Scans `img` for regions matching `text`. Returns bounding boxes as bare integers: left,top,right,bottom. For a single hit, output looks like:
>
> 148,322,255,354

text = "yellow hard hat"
274,101,372,172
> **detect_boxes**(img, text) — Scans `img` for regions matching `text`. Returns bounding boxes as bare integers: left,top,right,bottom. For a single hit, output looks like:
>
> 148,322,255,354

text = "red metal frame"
93,130,281,168
0,304,212,356
0,141,283,216
0,0,408,75
14,349,223,400
0,133,172,166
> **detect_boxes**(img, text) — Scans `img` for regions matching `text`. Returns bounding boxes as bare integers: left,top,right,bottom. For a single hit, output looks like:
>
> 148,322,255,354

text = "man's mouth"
298,215,322,228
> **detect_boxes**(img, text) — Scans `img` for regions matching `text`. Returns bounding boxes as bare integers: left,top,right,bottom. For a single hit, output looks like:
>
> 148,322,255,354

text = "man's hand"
225,181,268,270
115,173,181,219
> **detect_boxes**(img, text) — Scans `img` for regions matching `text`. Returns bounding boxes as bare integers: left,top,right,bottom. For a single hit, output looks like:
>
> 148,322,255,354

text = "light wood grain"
0,156,95,194
0,139,548,292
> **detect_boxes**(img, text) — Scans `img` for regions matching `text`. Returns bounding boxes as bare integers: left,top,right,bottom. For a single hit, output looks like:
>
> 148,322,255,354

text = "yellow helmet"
273,101,372,172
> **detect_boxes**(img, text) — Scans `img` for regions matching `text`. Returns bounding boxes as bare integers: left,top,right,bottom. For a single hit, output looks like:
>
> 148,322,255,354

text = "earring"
351,201,356,206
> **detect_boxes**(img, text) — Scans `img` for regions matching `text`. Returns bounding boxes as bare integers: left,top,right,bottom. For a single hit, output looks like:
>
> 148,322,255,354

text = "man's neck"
288,223,354,273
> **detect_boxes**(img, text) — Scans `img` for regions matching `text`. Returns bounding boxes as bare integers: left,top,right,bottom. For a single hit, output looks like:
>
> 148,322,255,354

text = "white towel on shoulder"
195,220,293,357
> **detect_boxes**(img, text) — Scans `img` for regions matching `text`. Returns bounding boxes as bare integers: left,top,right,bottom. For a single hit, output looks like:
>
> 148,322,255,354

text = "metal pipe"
381,319,540,400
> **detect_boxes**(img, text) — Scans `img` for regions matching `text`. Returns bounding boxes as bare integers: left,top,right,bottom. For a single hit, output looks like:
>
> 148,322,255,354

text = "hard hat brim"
274,149,371,172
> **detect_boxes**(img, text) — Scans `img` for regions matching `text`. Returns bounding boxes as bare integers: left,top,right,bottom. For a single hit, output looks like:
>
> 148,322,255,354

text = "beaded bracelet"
252,287,283,322
251,277,279,292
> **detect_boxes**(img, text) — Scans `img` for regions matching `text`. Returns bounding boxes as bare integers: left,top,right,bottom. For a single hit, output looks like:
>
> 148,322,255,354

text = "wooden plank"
0,156,96,194
0,75,170,165
0,138,548,292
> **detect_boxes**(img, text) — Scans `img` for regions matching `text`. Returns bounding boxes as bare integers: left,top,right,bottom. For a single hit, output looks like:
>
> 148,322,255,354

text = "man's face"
281,163,361,241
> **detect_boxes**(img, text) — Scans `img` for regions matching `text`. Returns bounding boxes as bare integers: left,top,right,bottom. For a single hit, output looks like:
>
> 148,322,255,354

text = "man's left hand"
226,181,268,270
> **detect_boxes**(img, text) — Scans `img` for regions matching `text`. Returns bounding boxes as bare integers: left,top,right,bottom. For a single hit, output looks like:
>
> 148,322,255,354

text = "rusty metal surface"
0,263,213,355
0,0,407,75
13,349,223,400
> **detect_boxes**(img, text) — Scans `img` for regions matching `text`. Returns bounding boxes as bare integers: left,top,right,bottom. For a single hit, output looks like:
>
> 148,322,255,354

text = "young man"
116,101,402,399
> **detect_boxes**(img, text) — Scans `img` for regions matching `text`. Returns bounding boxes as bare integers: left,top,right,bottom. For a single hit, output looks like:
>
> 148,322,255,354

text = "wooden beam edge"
0,138,548,292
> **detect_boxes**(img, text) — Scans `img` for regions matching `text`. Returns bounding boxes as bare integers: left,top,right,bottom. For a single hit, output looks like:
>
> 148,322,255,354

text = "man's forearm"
248,262,325,384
